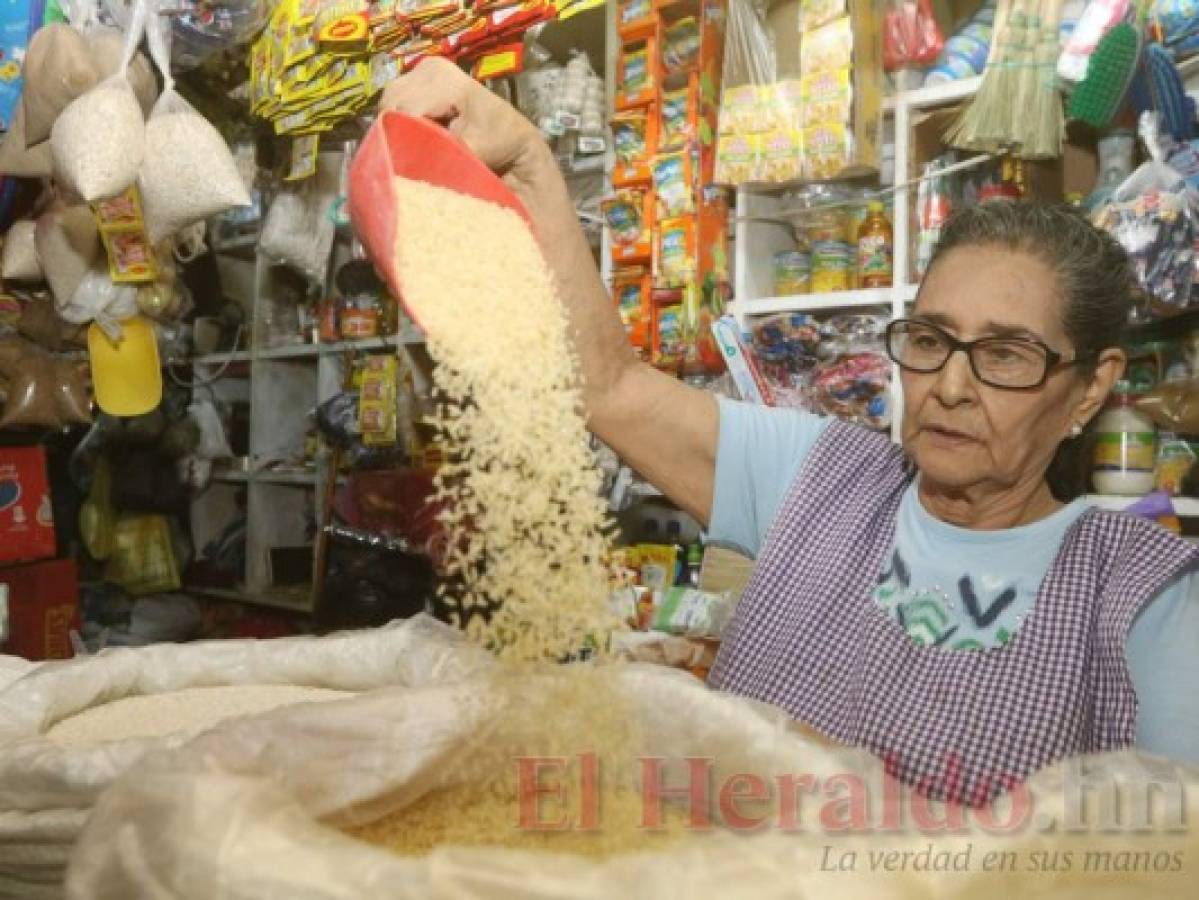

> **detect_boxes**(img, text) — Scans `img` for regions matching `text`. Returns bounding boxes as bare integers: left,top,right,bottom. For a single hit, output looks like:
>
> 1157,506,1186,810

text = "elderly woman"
383,61,1199,805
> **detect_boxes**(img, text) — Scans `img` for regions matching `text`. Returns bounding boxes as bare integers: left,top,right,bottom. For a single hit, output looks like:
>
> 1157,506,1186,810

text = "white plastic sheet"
63,661,1199,899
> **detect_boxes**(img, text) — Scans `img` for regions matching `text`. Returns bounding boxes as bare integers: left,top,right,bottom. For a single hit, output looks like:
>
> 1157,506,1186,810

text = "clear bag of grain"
20,24,99,146
1,221,44,282
34,205,101,307
0,615,491,895
136,0,249,242
48,0,149,203
258,152,339,284
85,26,157,116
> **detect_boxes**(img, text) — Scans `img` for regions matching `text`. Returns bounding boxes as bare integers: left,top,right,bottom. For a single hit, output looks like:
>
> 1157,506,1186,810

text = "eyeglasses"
884,319,1093,390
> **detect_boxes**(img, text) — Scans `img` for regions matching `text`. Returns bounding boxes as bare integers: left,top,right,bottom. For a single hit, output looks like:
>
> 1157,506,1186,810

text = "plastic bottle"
856,201,894,288
686,543,703,588
1092,394,1157,495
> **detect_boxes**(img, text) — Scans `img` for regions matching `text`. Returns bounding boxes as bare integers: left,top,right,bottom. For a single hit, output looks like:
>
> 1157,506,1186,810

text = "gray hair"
925,200,1135,500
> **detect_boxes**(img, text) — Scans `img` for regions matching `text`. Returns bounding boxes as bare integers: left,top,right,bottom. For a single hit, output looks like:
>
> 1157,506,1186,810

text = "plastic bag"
1,221,43,282
85,26,157,116
187,399,233,459
17,294,85,352
258,152,339,283
1134,379,1199,432
102,514,180,595
0,616,491,892
55,267,138,339
1093,113,1199,319
882,0,944,71
62,664,1199,899
0,336,91,429
137,0,249,242
20,24,99,146
34,205,102,308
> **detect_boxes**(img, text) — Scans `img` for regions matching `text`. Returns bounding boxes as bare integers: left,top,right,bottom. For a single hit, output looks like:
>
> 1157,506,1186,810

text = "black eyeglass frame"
884,318,1096,390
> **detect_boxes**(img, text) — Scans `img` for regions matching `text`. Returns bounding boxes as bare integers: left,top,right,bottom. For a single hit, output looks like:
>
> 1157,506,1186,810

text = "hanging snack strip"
249,0,562,147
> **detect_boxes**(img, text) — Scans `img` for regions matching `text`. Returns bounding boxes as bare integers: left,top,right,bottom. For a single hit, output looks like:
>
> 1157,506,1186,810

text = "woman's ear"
1073,348,1126,427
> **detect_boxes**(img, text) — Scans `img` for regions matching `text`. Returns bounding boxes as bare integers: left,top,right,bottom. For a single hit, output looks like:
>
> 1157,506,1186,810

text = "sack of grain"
20,24,99,146
34,206,100,307
62,662,1199,899
0,615,491,897
138,89,249,242
0,105,52,180
1,221,44,282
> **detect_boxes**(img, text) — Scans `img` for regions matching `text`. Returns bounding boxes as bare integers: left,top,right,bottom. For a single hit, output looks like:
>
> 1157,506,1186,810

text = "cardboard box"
0,558,79,661
0,446,56,565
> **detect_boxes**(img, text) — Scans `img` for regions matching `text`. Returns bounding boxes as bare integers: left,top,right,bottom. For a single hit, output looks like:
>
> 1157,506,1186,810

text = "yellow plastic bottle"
856,201,893,289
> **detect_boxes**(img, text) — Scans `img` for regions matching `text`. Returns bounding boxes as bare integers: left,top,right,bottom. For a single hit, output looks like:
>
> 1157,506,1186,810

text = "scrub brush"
1067,18,1143,128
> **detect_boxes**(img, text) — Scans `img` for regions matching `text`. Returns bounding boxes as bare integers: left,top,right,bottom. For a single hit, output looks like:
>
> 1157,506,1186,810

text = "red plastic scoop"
348,111,532,328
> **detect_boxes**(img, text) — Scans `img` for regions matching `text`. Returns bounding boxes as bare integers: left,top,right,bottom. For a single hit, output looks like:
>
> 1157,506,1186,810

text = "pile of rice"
44,685,352,745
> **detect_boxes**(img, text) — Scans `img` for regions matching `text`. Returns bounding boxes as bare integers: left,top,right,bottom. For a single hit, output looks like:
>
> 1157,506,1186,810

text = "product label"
1094,432,1156,472
857,234,893,280
810,240,851,292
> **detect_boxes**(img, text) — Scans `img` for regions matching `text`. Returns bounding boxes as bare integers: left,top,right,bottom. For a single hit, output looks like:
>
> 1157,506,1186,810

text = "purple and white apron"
709,420,1198,806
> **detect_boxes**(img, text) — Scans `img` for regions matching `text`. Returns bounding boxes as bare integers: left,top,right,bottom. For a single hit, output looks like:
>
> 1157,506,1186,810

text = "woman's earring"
1070,423,1083,437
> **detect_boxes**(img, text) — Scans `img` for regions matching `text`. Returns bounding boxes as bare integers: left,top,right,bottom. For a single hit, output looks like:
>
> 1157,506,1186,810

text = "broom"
1025,0,1066,157
946,0,1019,153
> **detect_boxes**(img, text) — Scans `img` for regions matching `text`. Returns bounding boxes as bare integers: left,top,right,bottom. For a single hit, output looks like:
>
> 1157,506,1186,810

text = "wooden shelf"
897,76,982,111
1086,495,1199,517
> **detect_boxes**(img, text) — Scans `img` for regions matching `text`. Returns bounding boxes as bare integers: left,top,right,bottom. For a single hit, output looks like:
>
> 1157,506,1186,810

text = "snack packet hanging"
662,16,700,73
652,151,695,217
660,86,696,149
612,109,648,163
654,304,686,371
602,191,647,245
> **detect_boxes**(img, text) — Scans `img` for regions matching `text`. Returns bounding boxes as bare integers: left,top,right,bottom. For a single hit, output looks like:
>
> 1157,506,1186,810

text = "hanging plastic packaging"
1093,113,1199,320
882,0,945,71
49,1,147,203
137,0,250,242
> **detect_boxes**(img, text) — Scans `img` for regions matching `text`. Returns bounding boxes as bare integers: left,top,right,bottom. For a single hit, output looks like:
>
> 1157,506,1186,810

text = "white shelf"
1086,495,1199,517
731,284,917,317
319,331,424,352
899,76,982,111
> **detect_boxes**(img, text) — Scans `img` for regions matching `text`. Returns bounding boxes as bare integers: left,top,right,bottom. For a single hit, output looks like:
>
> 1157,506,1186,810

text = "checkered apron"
708,420,1199,806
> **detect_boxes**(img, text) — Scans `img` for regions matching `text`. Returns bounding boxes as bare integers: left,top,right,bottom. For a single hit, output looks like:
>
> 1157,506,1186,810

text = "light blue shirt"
710,397,1199,763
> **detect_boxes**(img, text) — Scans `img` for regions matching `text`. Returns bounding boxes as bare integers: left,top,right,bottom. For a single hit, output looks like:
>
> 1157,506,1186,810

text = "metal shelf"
1086,495,1199,517
898,76,983,111
211,470,251,484
256,471,320,485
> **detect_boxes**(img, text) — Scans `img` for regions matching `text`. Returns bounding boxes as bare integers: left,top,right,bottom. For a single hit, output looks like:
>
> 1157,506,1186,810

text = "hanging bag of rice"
34,204,101,309
56,265,139,339
137,0,249,243
0,615,492,896
1,220,44,282
48,0,148,203
20,23,99,146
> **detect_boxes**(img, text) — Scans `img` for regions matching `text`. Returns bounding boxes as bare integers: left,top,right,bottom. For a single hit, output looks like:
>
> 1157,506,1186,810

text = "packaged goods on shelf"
745,308,891,429
715,0,882,186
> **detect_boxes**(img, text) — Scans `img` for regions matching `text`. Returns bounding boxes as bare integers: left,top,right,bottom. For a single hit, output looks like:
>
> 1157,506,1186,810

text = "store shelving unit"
1085,495,1199,516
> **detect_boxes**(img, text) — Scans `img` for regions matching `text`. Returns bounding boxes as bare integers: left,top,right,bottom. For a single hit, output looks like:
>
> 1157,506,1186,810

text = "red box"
1,558,79,660
0,446,56,564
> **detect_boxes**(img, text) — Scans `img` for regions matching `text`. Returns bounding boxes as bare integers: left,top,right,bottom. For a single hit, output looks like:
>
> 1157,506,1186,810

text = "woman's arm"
1125,571,1199,764
380,59,719,523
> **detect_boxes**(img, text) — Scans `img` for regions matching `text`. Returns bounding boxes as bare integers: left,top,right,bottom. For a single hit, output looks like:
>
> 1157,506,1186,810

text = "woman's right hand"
379,58,570,231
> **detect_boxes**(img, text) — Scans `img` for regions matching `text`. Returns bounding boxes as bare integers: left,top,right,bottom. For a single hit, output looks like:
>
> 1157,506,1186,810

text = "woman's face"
901,244,1116,495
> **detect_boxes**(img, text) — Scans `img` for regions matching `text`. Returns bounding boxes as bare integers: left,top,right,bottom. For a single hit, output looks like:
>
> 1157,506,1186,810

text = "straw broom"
1026,0,1065,158
946,0,1018,152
